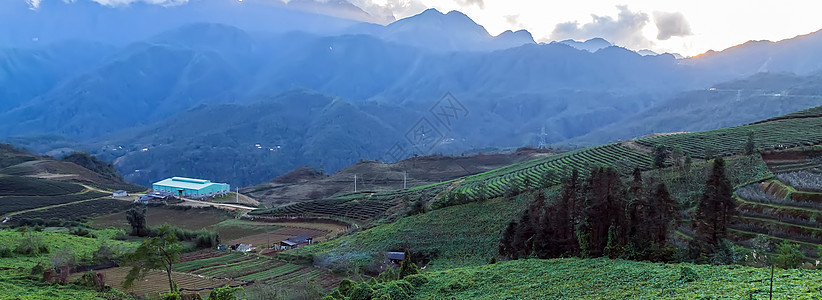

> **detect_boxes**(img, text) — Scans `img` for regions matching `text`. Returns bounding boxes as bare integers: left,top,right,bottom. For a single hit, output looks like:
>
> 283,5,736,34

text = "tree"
124,224,183,293
704,145,716,160
671,145,684,168
744,131,756,155
653,145,668,169
694,158,735,252
684,154,693,173
126,207,148,237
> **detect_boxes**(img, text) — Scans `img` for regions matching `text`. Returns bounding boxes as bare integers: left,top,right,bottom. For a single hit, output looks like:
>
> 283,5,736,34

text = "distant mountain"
92,90,411,187
2,6,822,187
572,72,822,144
554,38,612,53
0,0,361,47
358,9,536,52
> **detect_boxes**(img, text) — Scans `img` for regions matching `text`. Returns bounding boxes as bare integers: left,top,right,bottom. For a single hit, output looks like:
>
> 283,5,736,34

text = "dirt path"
178,198,258,212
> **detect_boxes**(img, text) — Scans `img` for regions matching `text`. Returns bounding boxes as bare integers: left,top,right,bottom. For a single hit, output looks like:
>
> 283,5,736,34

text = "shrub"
774,242,805,269
404,274,428,287
679,266,700,282
0,246,12,258
208,285,242,300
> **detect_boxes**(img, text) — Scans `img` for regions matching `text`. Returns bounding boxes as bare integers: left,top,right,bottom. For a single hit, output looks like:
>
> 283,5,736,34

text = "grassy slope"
284,193,539,270
0,229,135,300
415,258,822,299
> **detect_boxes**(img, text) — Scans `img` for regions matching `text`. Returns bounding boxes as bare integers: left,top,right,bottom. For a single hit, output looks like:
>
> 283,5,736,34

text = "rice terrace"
3,2,822,299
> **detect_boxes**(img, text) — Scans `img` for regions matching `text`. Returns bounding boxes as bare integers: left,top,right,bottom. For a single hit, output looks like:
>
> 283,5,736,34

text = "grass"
11,199,133,221
0,229,136,299
283,192,540,271
413,258,822,299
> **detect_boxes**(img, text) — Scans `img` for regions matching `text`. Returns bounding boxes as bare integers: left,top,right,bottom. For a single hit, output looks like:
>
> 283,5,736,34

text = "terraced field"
252,143,651,221
637,115,822,159
175,250,340,290
11,198,133,221
732,173,822,258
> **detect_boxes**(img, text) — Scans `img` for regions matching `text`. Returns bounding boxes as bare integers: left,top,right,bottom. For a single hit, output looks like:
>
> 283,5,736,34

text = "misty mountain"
2,6,822,187
95,90,410,187
555,38,612,53
357,8,537,52
573,72,822,144
0,0,362,48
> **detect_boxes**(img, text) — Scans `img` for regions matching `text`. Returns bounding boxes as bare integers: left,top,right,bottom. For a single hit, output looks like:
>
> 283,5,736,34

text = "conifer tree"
695,158,735,252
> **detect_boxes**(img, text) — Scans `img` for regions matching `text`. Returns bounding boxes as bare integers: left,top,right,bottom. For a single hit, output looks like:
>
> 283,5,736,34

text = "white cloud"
26,0,42,10
89,0,189,7
653,11,692,40
550,5,653,49
455,0,483,9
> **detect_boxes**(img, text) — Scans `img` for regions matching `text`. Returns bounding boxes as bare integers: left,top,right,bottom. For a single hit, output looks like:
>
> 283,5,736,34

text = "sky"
350,0,822,57
26,0,822,57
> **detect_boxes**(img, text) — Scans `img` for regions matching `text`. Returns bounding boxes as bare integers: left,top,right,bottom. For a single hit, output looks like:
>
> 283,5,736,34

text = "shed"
386,252,406,264
112,190,128,197
279,234,313,250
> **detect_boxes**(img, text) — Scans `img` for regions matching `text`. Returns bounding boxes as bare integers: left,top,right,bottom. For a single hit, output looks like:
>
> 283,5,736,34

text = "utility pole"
354,174,357,192
236,187,239,204
403,171,407,189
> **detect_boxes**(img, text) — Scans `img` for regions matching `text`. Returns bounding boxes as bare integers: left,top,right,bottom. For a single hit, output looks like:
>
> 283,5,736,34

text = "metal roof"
152,177,225,190
386,252,406,260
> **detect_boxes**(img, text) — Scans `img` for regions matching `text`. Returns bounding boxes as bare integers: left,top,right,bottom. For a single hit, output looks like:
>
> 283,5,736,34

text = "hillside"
412,258,822,299
260,105,822,281
244,148,555,207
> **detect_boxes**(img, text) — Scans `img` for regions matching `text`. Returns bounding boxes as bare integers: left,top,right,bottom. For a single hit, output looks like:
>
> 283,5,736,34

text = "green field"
411,258,822,299
284,193,539,271
637,116,822,158
0,229,135,299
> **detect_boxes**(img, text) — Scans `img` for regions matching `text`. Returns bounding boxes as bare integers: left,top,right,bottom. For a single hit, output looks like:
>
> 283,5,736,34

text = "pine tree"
653,145,668,169
744,131,756,155
695,158,735,252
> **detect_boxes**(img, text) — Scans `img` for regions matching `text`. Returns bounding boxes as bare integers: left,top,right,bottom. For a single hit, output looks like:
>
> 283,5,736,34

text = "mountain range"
2,1,822,187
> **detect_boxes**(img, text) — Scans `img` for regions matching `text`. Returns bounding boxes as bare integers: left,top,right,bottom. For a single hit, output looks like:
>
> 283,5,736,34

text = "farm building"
279,234,313,250
386,252,406,264
152,177,230,199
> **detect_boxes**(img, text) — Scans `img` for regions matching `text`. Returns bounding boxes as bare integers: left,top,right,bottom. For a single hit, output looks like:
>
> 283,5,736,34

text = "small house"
113,190,128,197
279,234,313,250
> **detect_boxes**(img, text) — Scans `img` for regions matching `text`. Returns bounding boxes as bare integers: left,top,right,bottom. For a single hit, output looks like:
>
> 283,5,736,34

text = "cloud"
504,14,520,26
550,5,652,49
89,0,189,6
653,11,692,40
455,0,484,9
348,0,427,21
26,0,42,10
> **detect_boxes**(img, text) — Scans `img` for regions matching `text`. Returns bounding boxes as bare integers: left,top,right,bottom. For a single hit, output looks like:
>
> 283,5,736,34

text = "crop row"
11,198,132,221
252,198,397,222
0,191,109,216
236,263,302,281
637,117,822,158
0,176,84,196
174,252,247,272
451,143,653,200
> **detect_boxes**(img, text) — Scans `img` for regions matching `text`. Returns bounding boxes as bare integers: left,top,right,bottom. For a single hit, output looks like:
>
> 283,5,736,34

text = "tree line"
499,158,736,262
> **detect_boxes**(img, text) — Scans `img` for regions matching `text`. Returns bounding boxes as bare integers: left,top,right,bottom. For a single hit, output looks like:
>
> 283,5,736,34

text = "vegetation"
124,224,184,293
500,167,679,261
693,158,736,254
0,191,109,216
637,116,822,158
12,199,132,222
60,152,124,182
410,258,822,299
0,176,84,196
